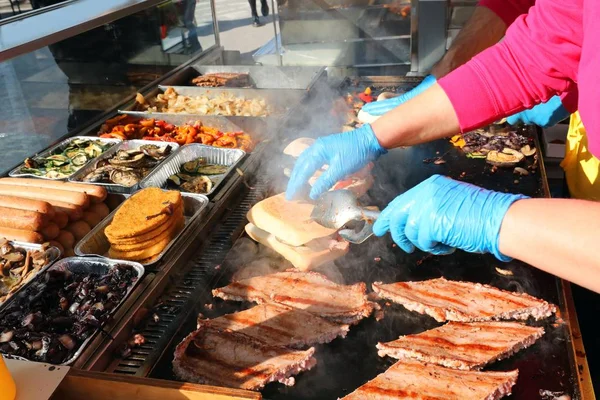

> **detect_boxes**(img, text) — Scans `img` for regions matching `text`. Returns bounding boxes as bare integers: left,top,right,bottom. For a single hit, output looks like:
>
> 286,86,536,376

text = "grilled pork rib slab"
372,278,556,322
340,360,519,400
213,271,375,324
191,73,250,87
198,303,350,348
377,321,544,370
173,326,316,390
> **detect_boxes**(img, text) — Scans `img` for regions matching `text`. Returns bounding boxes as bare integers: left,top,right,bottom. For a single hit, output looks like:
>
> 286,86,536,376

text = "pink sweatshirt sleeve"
478,0,535,26
438,0,582,131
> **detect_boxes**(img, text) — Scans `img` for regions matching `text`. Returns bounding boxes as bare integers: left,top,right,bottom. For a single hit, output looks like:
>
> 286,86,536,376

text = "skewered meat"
198,303,349,349
340,360,519,400
377,321,544,370
213,271,375,324
172,326,316,390
372,278,556,322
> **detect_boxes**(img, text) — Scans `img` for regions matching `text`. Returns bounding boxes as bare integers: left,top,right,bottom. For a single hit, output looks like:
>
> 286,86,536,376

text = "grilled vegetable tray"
8,136,121,180
141,144,245,197
74,192,209,267
0,256,144,366
68,140,179,194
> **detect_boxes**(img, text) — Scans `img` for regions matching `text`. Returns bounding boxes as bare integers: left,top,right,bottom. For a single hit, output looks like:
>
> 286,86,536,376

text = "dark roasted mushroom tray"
0,257,143,365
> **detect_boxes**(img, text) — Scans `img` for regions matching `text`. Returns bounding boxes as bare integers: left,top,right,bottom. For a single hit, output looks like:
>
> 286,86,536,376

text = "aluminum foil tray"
67,140,179,194
190,65,326,90
156,86,306,111
0,256,144,366
8,136,121,181
118,86,303,124
74,192,209,266
141,144,245,197
0,241,61,311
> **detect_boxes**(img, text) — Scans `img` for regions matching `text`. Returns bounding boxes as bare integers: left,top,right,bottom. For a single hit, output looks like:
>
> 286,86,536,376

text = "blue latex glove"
372,175,529,261
361,75,437,117
285,124,386,200
506,95,570,128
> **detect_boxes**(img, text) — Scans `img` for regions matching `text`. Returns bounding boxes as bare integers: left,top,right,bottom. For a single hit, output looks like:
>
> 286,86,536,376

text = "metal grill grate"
111,180,269,376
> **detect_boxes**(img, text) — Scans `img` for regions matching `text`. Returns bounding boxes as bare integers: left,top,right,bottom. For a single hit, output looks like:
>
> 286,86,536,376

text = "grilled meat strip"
377,321,544,370
191,73,251,87
198,303,350,348
372,278,556,322
173,326,316,390
213,271,375,324
340,360,519,400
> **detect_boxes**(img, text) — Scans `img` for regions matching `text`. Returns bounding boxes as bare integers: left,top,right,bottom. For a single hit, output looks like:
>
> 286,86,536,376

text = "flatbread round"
105,188,182,239
105,203,183,244
108,218,184,261
109,213,184,251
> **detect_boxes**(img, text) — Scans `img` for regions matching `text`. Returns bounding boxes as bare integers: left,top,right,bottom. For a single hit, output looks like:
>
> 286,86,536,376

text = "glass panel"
0,0,217,174
0,0,70,19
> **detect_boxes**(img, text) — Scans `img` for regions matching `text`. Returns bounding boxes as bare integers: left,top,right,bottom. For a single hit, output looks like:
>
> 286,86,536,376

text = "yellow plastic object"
364,87,372,95
0,355,16,400
560,112,600,201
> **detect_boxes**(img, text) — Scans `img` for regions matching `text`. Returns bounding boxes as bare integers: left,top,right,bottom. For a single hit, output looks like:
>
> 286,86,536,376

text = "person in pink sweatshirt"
286,0,600,294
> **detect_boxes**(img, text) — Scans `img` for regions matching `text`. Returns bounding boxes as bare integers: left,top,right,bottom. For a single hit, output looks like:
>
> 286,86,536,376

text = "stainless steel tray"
140,144,245,197
0,241,61,311
0,256,144,366
156,86,306,110
68,140,179,194
118,86,303,122
8,136,121,181
190,65,326,90
74,192,209,266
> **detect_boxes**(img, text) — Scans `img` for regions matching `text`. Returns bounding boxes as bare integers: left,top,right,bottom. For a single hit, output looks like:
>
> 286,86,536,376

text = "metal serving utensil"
310,189,380,244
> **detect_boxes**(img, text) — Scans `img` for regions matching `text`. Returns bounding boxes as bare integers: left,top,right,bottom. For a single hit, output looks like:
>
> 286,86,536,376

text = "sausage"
53,210,69,229
41,223,60,240
63,247,76,257
0,178,106,204
0,227,44,243
89,202,110,219
66,220,91,241
48,240,64,254
57,230,75,250
0,206,48,231
0,184,89,208
82,211,103,228
0,195,55,219
44,200,83,222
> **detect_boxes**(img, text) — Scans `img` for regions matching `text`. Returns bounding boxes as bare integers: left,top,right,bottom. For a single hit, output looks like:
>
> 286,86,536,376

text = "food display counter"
0,2,596,400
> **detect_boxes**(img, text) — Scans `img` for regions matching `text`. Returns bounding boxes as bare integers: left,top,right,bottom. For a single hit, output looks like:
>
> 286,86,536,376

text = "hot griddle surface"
148,131,578,399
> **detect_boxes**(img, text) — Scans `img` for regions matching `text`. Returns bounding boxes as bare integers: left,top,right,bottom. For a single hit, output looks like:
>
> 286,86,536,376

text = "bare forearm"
499,199,600,293
431,6,507,78
371,84,460,148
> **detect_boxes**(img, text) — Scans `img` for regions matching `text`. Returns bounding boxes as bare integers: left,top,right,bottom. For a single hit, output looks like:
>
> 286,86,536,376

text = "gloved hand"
285,124,386,200
506,95,570,128
372,175,528,261
360,75,437,117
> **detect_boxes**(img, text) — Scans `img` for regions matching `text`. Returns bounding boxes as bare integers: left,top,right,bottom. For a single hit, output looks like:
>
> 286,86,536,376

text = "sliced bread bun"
245,223,349,271
247,193,336,246
283,138,315,158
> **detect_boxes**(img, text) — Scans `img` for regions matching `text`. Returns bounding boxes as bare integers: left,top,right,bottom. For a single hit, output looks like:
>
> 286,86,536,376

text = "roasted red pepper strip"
358,93,374,103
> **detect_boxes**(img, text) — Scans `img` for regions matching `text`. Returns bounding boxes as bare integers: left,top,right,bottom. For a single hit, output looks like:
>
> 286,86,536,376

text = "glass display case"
0,0,219,174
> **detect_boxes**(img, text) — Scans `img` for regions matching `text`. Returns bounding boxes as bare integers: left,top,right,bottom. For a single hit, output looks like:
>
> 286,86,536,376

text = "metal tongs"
310,190,380,244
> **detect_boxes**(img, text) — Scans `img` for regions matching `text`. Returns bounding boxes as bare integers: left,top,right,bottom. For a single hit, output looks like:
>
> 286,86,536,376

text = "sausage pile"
0,178,111,256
